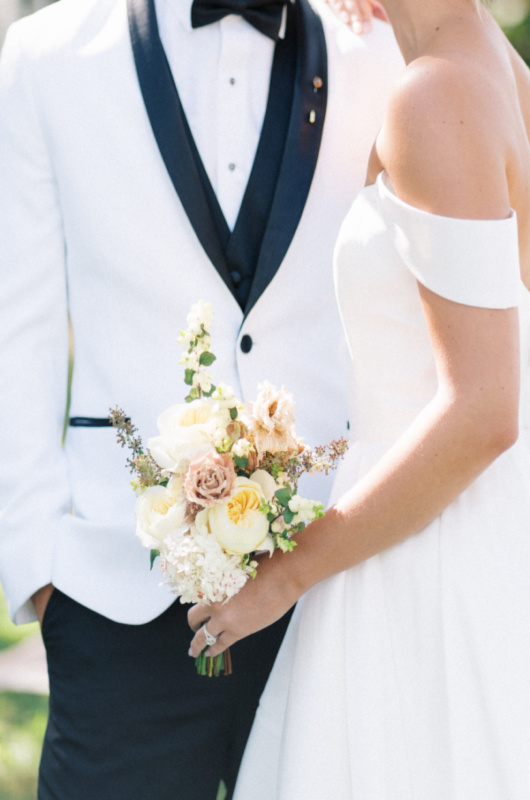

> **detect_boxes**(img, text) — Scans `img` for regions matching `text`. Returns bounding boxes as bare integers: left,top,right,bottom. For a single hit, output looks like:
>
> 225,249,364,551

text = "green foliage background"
0,590,46,800
506,17,530,63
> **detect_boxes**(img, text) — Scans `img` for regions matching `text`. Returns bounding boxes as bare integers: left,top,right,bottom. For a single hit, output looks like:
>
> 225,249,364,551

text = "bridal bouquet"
110,301,347,676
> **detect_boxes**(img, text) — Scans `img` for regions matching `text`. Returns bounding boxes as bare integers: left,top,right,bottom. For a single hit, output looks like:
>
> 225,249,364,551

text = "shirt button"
230,270,242,284
228,163,236,171
240,334,253,353
229,77,236,85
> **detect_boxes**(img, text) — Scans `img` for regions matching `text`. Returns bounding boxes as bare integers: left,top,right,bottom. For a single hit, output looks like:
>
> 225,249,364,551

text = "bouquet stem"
195,647,232,677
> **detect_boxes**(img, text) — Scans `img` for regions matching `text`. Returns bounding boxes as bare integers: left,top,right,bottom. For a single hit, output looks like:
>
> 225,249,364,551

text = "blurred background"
3,0,530,55
1,0,530,798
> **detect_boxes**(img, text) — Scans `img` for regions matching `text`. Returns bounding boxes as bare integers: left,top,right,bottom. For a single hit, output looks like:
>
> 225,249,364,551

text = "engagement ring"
203,624,217,647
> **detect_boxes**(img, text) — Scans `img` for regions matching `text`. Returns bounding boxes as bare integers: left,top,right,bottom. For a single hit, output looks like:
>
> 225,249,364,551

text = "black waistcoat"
128,0,328,315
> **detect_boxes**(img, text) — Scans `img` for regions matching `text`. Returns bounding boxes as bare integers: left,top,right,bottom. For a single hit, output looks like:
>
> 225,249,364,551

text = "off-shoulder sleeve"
377,172,521,309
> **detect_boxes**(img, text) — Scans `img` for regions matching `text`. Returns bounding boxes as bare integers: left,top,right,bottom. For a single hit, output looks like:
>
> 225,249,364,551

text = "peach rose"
184,450,237,508
247,382,299,457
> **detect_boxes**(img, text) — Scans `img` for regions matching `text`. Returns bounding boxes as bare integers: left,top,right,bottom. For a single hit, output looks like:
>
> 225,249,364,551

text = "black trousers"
38,589,291,800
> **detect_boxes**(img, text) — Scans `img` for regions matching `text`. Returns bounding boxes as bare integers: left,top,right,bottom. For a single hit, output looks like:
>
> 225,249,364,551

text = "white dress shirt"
155,0,280,230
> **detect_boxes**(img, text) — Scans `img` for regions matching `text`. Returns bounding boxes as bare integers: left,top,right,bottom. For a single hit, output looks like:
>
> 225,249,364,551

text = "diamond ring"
203,624,217,647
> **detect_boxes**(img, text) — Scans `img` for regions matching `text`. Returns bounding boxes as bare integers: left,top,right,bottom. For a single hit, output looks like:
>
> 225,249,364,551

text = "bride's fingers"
187,602,212,632
347,0,373,33
188,625,234,658
370,0,389,22
323,0,388,32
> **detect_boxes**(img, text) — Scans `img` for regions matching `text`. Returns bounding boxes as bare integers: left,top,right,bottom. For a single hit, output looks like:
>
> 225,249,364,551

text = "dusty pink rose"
184,450,237,508
248,382,299,457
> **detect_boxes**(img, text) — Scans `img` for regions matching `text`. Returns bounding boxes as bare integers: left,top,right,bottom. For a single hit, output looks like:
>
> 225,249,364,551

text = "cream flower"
135,476,187,550
206,476,269,556
247,382,299,457
186,300,214,335
249,469,278,501
148,399,222,472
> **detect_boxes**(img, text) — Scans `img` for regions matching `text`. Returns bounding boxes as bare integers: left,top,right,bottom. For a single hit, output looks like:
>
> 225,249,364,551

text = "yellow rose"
208,477,269,555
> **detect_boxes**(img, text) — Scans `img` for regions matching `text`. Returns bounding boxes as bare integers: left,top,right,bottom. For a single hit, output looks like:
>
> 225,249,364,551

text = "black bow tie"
191,0,288,40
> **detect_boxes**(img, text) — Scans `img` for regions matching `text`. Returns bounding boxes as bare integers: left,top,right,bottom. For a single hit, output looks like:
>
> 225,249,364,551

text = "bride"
189,0,530,796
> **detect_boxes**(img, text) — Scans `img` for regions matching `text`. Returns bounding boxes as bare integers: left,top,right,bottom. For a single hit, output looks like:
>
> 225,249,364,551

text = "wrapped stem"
195,647,233,677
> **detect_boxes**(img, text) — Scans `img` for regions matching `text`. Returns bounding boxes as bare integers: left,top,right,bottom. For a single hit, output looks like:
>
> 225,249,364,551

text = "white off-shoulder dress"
234,172,530,800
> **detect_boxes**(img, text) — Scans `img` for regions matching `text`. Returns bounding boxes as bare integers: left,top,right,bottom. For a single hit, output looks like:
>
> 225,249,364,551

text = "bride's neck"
381,0,483,63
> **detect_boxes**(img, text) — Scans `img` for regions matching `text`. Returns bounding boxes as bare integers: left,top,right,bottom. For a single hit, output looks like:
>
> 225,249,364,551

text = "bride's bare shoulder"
376,55,510,219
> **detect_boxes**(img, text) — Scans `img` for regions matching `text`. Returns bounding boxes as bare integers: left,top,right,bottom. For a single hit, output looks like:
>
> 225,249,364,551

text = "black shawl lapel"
245,0,328,315
127,0,234,293
244,0,328,316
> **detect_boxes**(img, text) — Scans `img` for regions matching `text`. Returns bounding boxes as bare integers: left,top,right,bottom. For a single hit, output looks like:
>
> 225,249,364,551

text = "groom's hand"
324,0,389,34
31,583,55,627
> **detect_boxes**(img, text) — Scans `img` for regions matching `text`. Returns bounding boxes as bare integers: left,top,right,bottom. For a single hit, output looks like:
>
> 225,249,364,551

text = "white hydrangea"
158,524,251,604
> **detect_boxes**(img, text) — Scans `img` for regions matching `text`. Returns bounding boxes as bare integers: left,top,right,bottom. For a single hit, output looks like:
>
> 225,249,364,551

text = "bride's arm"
189,57,521,658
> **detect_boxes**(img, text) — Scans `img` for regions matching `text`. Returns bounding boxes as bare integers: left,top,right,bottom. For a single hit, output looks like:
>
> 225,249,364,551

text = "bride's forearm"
286,392,518,598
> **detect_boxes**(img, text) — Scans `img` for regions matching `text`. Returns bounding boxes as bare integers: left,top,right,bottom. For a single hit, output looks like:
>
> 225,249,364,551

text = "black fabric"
225,2,296,308
39,589,292,800
191,0,287,41
69,417,115,427
127,0,327,315
128,0,233,292
243,0,328,315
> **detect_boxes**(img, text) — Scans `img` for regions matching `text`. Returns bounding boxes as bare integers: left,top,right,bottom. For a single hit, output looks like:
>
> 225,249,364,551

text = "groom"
0,0,401,797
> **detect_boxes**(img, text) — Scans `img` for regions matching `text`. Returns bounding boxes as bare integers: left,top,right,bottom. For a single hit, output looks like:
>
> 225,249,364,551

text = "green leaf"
229,407,238,420
274,487,292,506
283,508,295,524
199,351,216,367
267,512,276,523
233,455,249,469
202,384,216,398
189,386,200,400
184,369,195,386
150,549,160,570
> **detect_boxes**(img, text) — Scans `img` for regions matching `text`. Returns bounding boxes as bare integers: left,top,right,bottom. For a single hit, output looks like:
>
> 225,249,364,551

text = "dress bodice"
333,171,530,443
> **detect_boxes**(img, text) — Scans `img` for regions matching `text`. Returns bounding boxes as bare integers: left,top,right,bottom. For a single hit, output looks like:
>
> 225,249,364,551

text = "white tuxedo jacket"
0,0,402,624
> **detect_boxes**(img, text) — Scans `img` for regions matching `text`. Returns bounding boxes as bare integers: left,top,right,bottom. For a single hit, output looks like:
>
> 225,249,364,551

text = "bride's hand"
188,549,300,658
323,0,389,34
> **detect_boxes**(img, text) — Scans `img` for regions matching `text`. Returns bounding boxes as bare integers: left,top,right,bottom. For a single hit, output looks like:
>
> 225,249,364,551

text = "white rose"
135,476,187,550
206,476,269,556
148,399,219,472
250,469,279,501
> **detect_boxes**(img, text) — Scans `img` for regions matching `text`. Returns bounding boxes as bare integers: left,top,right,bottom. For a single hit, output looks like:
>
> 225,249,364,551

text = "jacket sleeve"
0,22,72,623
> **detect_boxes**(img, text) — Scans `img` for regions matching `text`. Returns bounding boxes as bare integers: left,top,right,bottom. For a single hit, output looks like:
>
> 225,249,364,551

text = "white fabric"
0,0,403,623
155,0,277,229
378,172,521,309
234,176,530,799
